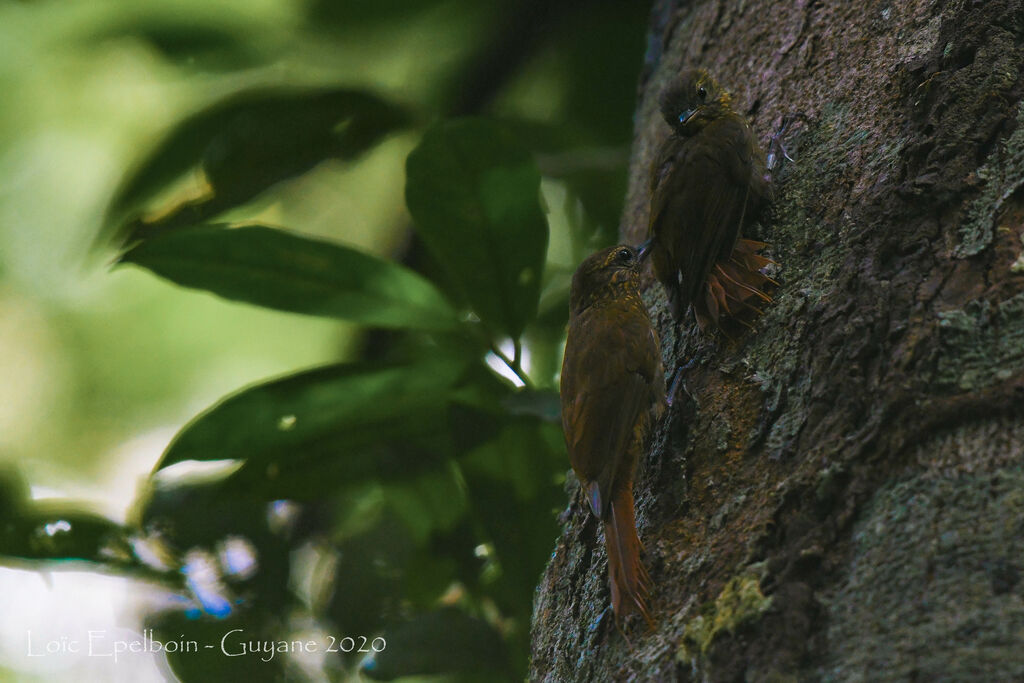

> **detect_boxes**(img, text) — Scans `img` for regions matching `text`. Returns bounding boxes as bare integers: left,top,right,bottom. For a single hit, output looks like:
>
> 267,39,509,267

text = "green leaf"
383,466,467,542
360,607,511,681
120,224,461,331
502,117,629,242
154,355,471,473
324,511,466,638
406,118,548,340
0,503,130,564
325,513,414,639
149,612,288,683
102,86,410,239
459,419,564,622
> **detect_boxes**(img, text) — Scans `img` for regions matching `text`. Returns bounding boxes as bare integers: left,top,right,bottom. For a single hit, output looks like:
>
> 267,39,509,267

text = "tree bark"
531,1,1024,680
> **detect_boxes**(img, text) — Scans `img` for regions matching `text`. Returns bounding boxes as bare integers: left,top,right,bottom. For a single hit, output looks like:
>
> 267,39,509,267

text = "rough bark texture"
531,1,1024,680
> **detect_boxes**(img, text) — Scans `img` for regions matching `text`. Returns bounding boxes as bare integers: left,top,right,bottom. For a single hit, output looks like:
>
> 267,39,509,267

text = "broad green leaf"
0,503,130,564
102,86,410,241
154,355,470,472
149,612,287,683
325,514,414,639
360,607,511,681
120,224,461,331
324,512,466,639
383,466,467,542
502,117,630,242
459,419,564,625
406,118,548,340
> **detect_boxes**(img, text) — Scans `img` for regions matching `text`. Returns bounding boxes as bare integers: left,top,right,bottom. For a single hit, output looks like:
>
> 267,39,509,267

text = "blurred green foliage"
0,0,649,680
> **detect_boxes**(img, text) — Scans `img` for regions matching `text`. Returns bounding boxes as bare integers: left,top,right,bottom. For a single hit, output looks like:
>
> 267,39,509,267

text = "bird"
560,244,665,626
647,68,776,331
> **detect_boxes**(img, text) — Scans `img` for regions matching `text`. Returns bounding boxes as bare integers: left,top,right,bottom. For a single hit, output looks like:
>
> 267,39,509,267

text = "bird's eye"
697,85,707,101
615,248,634,264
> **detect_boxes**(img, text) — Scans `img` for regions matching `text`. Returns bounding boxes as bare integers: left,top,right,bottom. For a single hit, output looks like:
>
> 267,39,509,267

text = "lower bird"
560,244,665,626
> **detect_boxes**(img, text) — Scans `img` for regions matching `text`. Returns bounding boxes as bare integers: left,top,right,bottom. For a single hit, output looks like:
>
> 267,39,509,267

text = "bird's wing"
560,306,661,519
647,135,685,239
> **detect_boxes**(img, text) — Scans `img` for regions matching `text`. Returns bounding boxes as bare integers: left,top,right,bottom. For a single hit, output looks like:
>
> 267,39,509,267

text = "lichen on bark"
677,572,773,664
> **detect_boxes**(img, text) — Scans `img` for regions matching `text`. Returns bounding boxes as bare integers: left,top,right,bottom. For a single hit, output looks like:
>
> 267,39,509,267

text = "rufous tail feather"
605,488,653,628
695,238,777,330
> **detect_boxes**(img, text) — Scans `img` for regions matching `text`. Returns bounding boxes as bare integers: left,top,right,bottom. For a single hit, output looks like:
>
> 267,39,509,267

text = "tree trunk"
530,1,1024,680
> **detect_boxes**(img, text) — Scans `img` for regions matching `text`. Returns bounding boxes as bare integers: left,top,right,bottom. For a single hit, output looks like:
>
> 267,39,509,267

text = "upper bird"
560,244,665,626
647,69,775,331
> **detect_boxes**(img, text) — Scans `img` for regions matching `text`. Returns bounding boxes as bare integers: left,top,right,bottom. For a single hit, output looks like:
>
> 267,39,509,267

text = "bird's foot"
766,112,806,174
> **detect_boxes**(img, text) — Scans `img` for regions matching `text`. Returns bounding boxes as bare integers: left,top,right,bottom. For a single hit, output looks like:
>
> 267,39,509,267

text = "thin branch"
492,342,533,390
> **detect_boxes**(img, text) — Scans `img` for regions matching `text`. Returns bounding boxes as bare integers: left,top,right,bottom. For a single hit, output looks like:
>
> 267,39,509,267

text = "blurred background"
0,0,650,680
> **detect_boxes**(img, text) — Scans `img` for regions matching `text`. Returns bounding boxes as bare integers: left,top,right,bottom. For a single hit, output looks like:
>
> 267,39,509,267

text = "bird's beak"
678,107,699,125
637,239,652,262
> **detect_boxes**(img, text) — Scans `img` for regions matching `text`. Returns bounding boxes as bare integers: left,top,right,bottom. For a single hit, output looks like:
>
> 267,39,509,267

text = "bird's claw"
766,112,803,172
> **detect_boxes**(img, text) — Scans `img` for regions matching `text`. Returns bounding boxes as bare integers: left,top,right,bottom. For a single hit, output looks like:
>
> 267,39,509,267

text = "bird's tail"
604,487,653,628
696,238,777,331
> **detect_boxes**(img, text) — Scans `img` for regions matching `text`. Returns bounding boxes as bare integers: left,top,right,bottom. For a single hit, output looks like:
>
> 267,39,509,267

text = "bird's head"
570,245,642,314
659,69,733,136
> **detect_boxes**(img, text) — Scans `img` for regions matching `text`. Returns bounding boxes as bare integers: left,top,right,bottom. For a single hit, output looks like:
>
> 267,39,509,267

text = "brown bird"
647,69,775,331
560,245,665,626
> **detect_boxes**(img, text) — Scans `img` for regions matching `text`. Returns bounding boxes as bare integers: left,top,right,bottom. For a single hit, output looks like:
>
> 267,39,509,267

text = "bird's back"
560,296,663,518
649,112,767,309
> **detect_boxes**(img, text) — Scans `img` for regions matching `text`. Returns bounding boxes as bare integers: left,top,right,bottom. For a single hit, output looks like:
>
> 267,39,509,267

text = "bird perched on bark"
560,244,665,626
647,69,775,331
